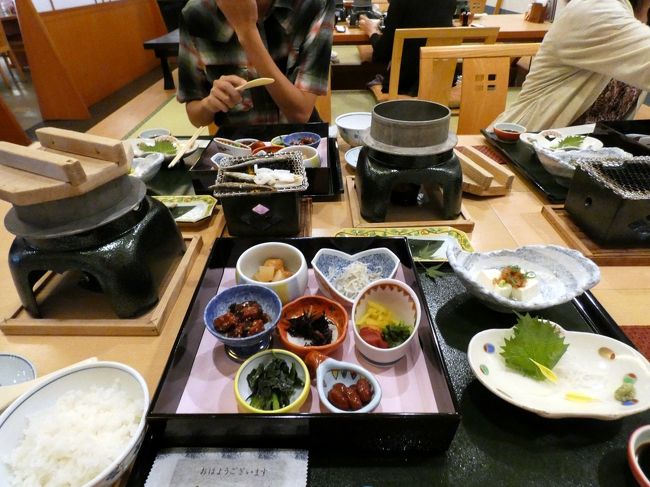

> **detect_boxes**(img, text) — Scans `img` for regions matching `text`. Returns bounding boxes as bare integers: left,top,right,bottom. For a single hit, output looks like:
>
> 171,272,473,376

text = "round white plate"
0,354,35,387
345,146,362,169
468,325,650,419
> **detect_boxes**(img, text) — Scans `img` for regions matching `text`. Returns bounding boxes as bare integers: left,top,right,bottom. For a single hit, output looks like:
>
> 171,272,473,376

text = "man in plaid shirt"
178,0,334,127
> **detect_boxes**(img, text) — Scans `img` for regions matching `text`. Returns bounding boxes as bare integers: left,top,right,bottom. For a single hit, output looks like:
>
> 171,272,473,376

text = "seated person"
494,0,650,131
358,0,456,101
177,0,334,127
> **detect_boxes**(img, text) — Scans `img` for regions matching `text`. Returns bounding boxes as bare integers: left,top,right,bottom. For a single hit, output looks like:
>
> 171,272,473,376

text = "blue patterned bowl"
311,247,400,307
204,284,283,361
282,132,321,149
447,241,600,313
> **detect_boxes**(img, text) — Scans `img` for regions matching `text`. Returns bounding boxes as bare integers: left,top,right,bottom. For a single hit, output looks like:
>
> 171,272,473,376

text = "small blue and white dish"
311,247,400,307
0,354,36,387
283,131,321,149
446,241,601,313
204,284,283,362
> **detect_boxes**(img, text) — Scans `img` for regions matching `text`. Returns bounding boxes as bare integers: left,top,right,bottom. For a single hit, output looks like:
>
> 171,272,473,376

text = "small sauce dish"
493,123,526,143
0,354,36,387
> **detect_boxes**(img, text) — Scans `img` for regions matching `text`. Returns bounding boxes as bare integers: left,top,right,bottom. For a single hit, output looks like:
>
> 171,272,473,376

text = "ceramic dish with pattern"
447,242,600,313
344,146,361,169
311,247,400,307
335,112,371,147
535,146,632,186
468,324,650,419
316,358,381,413
335,226,473,262
153,195,217,225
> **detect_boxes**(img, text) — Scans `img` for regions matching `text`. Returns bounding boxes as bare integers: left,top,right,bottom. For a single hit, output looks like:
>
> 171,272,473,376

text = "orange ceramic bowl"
278,295,348,358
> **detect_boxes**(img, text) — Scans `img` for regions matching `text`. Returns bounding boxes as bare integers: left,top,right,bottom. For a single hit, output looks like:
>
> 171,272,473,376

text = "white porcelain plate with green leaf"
335,226,473,262
153,195,217,224
468,324,650,419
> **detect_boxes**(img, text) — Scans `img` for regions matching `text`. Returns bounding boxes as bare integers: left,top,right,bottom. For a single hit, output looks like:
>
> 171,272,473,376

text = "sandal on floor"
366,74,384,89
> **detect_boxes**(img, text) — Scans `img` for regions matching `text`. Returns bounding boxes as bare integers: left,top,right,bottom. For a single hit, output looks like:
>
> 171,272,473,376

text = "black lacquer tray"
482,128,650,203
127,240,648,486
189,123,344,201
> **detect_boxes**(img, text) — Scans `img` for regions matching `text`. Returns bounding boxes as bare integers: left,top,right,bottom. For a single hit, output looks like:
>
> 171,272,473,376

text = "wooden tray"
455,145,514,196
0,236,203,336
542,205,650,266
345,176,475,232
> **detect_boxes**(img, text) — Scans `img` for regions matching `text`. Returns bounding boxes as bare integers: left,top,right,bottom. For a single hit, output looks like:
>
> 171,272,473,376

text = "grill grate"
580,158,650,200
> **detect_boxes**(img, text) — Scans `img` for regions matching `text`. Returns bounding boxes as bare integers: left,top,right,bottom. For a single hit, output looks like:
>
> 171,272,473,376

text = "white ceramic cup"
628,425,650,486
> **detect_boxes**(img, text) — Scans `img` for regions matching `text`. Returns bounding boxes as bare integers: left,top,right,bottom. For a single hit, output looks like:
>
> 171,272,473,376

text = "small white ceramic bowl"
446,241,601,313
278,145,320,168
236,242,308,304
138,127,170,139
132,135,199,163
345,146,362,169
629,425,650,487
316,358,381,413
0,361,149,487
0,354,36,387
311,247,400,307
351,278,421,366
335,112,372,147
234,349,310,413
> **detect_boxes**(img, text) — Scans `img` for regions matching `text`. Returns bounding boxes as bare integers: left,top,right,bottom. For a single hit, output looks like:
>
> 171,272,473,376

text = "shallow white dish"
132,136,199,162
138,127,170,139
521,133,604,151
130,153,164,182
447,242,600,313
468,324,650,419
153,195,217,224
311,247,400,307
536,146,632,186
0,354,36,387
345,146,362,169
0,361,149,487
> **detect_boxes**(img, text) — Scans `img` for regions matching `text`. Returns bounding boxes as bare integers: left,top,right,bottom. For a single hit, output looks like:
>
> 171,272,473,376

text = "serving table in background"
0,126,648,484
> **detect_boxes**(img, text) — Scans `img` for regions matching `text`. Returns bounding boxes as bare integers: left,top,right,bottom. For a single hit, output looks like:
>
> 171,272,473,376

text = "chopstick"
168,125,205,168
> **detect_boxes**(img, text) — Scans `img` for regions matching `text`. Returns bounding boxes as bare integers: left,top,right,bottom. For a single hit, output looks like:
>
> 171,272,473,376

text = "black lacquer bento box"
126,237,460,484
189,122,344,201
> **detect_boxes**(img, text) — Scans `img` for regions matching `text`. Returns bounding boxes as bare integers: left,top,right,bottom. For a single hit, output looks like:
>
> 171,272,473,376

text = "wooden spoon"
236,77,275,91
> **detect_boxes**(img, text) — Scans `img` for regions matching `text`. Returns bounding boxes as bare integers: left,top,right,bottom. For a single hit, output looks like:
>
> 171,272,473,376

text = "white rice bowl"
0,361,149,487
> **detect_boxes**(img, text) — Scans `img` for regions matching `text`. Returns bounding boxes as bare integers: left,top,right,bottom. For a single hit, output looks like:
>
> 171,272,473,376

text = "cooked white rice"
4,380,141,487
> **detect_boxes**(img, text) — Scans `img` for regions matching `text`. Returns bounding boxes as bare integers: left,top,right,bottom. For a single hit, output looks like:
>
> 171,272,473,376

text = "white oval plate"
520,132,603,151
345,146,362,169
468,325,650,419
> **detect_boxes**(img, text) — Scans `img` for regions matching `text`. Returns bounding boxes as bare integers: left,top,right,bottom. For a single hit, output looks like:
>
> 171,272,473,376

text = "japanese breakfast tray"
140,237,460,453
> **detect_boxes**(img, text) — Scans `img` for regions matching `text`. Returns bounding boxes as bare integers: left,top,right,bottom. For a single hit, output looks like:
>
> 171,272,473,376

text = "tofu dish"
477,265,539,301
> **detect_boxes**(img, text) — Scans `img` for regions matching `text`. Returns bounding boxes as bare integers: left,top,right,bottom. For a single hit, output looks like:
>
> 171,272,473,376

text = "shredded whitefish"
332,261,381,299
4,381,142,487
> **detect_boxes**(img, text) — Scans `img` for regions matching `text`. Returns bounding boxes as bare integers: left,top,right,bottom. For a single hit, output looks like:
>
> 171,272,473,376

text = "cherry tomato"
359,327,388,348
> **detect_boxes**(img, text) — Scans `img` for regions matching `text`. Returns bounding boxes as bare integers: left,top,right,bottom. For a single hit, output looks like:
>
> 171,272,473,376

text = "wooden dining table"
333,13,552,45
0,79,648,483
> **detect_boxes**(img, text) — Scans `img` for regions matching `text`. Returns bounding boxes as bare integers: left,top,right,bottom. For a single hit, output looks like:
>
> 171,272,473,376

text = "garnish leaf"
552,135,585,149
138,140,176,155
500,314,569,381
424,263,448,280
409,240,444,260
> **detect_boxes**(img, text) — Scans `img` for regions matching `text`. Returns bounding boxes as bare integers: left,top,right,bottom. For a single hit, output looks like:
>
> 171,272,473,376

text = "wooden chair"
0,21,25,88
0,95,30,145
494,0,503,14
387,26,499,101
468,0,487,14
419,43,541,134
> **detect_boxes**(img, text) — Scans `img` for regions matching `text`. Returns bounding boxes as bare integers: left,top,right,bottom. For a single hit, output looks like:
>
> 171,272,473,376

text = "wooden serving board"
0,236,203,336
455,145,514,196
345,176,475,232
542,205,650,266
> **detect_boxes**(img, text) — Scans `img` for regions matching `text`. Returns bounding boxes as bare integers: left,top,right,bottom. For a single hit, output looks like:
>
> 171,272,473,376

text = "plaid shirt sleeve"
176,15,211,104
292,0,335,96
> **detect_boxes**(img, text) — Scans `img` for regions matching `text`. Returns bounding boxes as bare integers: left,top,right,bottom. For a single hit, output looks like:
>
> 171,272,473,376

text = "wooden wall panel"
16,0,166,120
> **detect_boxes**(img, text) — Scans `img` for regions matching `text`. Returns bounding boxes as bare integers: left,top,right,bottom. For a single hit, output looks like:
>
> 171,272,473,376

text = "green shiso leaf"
552,135,585,149
137,139,176,155
500,313,569,381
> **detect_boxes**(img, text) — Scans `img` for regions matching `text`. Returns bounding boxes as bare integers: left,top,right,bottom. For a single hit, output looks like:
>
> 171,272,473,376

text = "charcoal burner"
356,100,462,222
565,158,650,246
6,176,185,318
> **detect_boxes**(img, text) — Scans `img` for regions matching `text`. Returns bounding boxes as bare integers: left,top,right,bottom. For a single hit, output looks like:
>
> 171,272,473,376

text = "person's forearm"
186,99,217,127
237,27,315,122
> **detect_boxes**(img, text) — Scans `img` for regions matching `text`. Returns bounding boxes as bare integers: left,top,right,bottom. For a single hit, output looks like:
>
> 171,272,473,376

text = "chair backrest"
468,0,487,14
388,26,499,100
0,22,11,54
419,43,541,134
